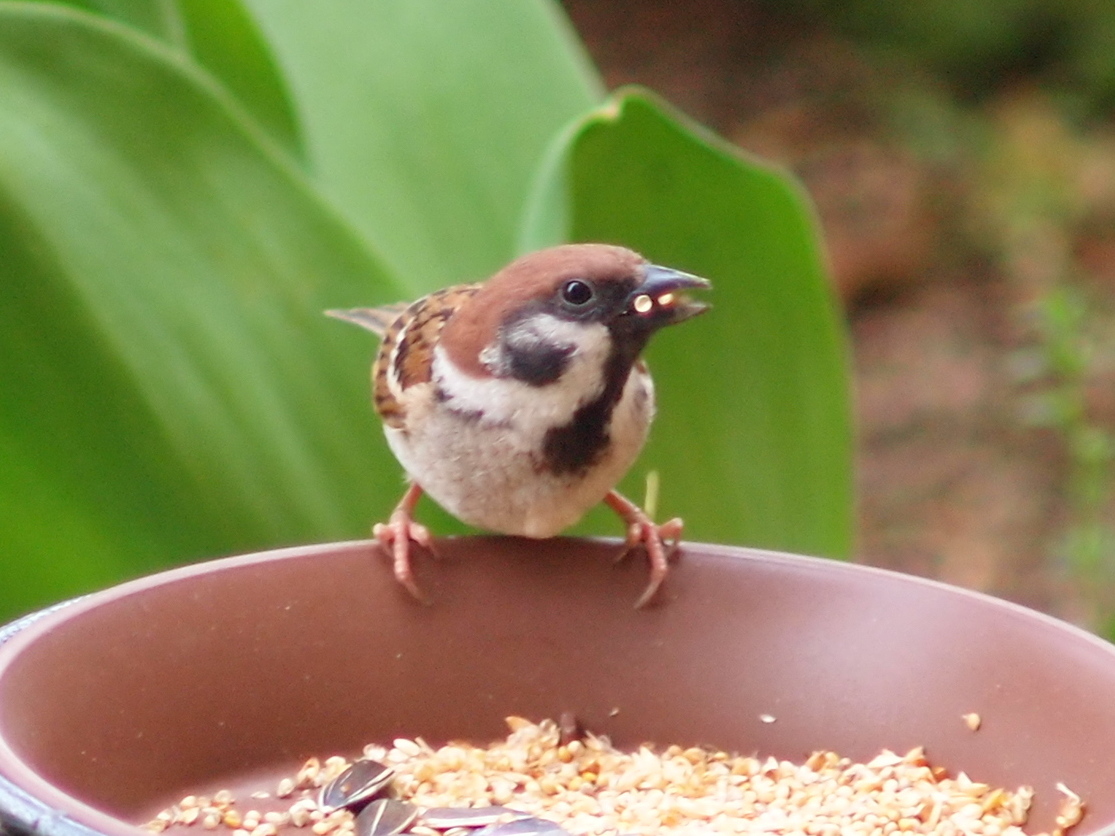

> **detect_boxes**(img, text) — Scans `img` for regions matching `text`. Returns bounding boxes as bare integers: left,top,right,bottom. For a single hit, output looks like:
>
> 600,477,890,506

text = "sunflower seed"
420,807,531,829
353,799,419,836
319,759,395,812
473,817,569,836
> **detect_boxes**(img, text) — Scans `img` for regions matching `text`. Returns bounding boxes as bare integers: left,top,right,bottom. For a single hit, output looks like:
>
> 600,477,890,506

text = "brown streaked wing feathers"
373,284,481,429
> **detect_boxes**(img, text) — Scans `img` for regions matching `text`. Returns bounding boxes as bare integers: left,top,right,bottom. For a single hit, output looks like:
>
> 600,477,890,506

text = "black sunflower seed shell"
318,759,395,812
354,798,419,836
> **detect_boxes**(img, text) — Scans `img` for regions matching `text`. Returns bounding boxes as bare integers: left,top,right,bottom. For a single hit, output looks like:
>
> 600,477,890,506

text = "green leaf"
9,0,187,42
243,0,604,291
7,0,303,157
0,5,401,617
522,89,854,558
175,0,303,157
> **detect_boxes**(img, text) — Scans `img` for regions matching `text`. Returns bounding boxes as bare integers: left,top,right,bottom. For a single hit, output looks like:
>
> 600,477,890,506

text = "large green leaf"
522,90,854,558
175,0,303,156
8,0,303,157
8,0,185,41
243,0,604,291
0,5,401,617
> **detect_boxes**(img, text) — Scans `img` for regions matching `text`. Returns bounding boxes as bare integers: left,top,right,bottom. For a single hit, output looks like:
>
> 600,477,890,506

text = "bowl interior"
1,537,1115,835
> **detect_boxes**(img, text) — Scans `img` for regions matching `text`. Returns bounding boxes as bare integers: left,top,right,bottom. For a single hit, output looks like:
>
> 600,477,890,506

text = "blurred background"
5,0,1115,638
561,0,1115,630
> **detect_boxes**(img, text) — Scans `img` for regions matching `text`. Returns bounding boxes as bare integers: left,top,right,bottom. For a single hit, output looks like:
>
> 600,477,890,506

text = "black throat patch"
540,343,642,476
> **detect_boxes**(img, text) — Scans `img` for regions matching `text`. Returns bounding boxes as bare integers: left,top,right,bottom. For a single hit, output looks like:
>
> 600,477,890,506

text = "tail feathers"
325,304,407,338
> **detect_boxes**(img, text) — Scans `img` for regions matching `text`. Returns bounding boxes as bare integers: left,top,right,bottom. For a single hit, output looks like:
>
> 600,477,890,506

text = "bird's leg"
373,482,436,603
604,489,684,609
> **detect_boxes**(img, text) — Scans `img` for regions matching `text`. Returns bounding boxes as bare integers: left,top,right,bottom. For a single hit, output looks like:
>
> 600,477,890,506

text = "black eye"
561,279,595,307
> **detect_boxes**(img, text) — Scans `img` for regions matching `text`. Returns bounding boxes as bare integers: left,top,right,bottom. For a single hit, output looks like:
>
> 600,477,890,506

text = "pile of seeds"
146,716,1085,836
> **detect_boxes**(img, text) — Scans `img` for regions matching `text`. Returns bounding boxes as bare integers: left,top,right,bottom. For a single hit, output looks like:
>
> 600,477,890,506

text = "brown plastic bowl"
1,538,1115,836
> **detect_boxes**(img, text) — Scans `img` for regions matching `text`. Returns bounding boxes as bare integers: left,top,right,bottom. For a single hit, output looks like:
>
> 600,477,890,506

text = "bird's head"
440,244,710,387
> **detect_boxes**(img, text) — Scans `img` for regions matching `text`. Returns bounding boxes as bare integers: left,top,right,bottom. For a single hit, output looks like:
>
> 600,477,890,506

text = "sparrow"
327,243,709,607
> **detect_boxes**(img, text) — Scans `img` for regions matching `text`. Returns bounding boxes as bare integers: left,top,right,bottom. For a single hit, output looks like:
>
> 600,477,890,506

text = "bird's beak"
626,263,711,326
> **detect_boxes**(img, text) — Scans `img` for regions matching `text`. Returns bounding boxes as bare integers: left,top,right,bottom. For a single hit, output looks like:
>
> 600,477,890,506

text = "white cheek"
433,319,612,432
503,314,599,356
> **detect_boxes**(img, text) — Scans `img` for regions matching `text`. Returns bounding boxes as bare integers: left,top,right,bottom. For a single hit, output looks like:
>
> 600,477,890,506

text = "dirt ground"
563,0,1115,629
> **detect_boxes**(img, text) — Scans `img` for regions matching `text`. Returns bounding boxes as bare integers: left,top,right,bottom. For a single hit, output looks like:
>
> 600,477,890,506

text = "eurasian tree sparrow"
328,243,709,607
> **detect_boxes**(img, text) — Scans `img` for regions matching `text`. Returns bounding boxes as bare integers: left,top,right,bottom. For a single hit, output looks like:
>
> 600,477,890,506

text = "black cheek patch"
506,340,575,387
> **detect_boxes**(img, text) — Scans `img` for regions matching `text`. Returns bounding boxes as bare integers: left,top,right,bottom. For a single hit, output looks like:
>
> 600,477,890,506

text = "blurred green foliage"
0,0,851,621
790,0,1115,115
1031,289,1115,569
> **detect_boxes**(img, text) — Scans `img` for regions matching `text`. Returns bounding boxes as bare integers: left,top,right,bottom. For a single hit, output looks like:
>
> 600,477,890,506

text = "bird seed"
146,716,1084,836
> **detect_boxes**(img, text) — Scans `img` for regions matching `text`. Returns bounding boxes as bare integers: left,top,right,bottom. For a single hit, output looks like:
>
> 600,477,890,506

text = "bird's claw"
605,490,684,609
616,516,683,563
374,485,436,604
620,515,684,609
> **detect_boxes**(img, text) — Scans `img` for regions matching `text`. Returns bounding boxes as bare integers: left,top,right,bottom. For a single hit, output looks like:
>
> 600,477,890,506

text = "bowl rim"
0,599,114,836
2,537,1115,836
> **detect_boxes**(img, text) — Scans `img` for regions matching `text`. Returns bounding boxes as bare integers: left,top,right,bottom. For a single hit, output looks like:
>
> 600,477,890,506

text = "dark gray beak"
625,263,711,326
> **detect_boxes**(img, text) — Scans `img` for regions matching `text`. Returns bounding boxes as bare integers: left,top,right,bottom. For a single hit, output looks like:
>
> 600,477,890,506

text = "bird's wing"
330,284,482,428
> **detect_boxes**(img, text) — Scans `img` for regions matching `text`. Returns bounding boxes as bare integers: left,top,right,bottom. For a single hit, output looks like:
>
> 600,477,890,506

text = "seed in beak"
633,294,654,313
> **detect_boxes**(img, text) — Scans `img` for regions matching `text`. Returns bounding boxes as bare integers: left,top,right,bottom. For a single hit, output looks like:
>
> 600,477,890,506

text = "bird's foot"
605,490,684,609
373,484,436,604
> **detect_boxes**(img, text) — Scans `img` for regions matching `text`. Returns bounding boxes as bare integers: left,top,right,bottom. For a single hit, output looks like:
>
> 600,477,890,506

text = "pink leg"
604,490,684,609
373,483,436,603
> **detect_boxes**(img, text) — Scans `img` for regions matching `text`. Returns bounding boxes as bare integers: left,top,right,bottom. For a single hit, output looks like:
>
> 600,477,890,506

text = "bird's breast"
387,361,655,537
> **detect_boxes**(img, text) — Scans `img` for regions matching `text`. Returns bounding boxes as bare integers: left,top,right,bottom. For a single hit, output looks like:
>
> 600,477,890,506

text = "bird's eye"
561,279,595,307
